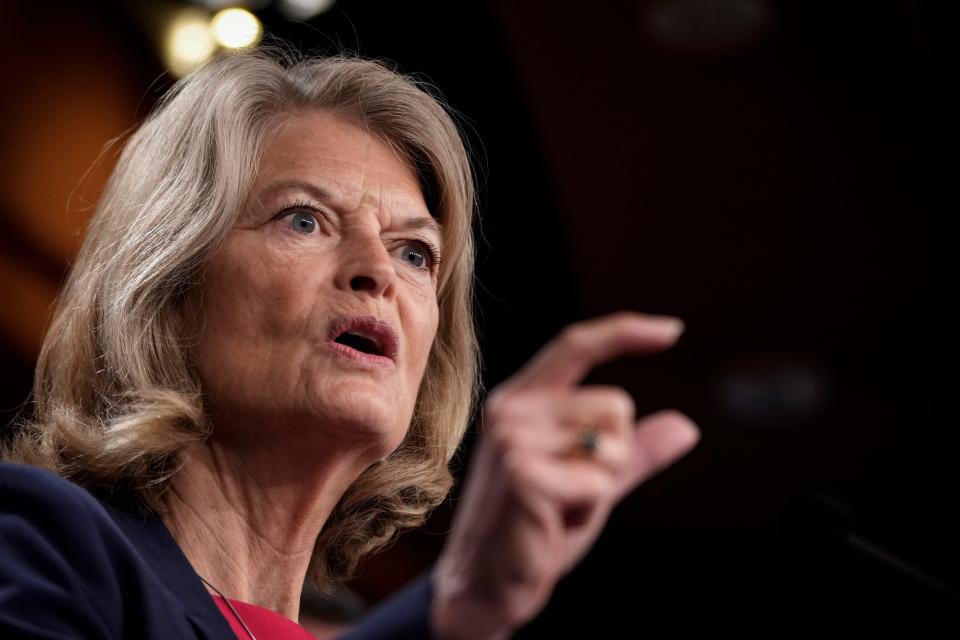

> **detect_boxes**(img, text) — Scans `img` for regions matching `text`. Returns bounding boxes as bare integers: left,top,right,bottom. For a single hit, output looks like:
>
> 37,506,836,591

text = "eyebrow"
401,215,444,240
259,178,334,202
258,178,444,240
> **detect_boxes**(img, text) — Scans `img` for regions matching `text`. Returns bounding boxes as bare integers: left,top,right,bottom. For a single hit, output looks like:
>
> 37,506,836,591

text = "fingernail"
660,316,685,335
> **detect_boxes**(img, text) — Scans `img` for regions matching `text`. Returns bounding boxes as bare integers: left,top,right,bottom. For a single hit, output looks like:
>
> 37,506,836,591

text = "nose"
335,232,397,299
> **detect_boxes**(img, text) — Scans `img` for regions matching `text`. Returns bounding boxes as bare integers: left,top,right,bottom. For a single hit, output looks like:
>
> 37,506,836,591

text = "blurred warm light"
198,0,246,7
163,9,217,77
211,8,262,49
200,0,272,7
278,0,336,21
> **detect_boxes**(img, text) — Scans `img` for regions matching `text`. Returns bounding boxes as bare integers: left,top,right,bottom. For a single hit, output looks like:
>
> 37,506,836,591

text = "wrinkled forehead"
251,109,443,224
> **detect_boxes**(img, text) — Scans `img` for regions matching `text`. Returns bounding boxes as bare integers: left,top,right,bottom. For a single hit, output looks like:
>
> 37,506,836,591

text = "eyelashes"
273,199,326,225
273,200,443,273
407,238,443,272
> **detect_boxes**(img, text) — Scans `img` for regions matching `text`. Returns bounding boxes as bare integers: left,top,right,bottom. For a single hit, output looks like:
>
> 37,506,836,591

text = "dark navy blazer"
0,462,436,639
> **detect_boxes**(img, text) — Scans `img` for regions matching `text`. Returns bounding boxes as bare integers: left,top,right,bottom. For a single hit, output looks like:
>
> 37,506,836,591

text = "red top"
212,594,316,639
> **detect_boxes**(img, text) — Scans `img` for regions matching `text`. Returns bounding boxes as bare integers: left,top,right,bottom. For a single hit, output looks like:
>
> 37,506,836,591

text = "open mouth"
334,331,384,356
327,316,398,363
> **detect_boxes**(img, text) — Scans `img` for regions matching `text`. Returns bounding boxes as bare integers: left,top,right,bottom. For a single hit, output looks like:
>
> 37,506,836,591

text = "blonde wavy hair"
3,48,480,589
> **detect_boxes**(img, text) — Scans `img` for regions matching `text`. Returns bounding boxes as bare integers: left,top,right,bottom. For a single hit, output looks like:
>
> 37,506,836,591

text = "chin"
310,396,408,450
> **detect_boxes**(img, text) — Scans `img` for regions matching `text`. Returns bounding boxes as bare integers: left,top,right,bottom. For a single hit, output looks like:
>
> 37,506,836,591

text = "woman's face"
193,110,441,460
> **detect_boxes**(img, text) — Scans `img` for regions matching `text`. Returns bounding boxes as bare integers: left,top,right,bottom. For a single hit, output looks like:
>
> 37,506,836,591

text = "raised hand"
430,312,701,640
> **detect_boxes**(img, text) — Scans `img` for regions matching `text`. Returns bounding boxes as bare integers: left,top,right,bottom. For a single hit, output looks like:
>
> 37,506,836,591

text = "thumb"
615,409,701,501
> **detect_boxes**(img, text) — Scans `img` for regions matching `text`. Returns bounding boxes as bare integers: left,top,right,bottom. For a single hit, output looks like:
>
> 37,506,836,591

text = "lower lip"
326,341,395,368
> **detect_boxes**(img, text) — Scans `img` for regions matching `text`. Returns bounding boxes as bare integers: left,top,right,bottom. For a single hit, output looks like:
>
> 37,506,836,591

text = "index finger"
506,312,685,390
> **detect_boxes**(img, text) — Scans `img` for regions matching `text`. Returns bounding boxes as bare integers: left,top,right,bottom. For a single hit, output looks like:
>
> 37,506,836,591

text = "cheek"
194,243,313,383
413,297,440,373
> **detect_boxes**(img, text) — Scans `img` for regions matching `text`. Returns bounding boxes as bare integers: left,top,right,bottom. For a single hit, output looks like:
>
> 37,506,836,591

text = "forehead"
255,111,429,215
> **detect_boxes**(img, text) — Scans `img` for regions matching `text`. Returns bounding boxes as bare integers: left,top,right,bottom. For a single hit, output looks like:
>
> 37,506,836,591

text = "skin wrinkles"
164,109,441,619
244,177,445,257
242,157,443,251
240,182,441,305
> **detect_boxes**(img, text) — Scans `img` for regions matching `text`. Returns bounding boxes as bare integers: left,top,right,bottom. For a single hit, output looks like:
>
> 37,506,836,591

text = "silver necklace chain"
200,575,259,640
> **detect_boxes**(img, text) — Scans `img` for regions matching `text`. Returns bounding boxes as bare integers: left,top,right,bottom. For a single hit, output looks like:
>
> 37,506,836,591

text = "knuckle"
483,389,508,421
603,310,637,332
486,387,549,424
580,386,634,433
603,387,636,421
559,323,590,352
484,388,520,422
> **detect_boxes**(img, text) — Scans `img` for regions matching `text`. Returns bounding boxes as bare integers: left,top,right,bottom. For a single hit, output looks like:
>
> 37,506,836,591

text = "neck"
162,426,380,621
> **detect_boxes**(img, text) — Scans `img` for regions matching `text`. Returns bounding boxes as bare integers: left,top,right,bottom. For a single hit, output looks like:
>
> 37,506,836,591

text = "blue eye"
401,244,428,269
288,211,317,234
397,241,441,272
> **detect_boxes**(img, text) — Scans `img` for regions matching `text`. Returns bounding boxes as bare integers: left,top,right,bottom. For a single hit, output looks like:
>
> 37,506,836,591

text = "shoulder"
0,462,237,640
0,460,110,521
0,462,133,637
0,461,125,566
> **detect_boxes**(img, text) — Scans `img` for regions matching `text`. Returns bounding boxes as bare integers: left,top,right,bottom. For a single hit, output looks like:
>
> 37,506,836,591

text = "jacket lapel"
99,497,238,640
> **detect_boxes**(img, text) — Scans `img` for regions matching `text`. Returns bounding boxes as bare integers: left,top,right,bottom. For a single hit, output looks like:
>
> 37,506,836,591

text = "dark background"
0,0,952,634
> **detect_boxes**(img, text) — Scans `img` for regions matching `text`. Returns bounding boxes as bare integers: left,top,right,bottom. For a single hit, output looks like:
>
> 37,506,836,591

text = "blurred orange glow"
0,4,143,360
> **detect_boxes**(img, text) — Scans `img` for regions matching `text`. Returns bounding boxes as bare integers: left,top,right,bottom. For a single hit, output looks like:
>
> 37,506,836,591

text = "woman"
0,48,700,639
